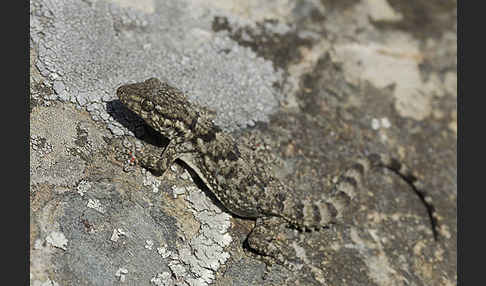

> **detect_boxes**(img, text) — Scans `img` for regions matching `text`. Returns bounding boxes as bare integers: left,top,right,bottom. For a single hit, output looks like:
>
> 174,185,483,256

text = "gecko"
116,77,439,267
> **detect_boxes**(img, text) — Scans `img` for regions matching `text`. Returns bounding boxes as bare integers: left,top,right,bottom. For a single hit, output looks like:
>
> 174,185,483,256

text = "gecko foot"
246,216,303,271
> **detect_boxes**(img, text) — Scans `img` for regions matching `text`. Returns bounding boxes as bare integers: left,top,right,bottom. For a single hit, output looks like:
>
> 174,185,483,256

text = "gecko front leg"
137,140,194,176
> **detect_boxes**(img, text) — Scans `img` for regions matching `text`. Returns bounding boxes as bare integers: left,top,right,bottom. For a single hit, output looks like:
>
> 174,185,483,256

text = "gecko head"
117,77,161,117
117,77,196,137
117,77,190,117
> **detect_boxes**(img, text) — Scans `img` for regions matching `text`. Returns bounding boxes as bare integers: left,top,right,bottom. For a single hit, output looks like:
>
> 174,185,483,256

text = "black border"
457,1,462,285
2,0,30,283
26,1,31,284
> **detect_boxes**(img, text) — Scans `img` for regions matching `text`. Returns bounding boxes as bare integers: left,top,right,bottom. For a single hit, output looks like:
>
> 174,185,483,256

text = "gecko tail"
284,154,440,240
280,158,368,230
367,153,440,240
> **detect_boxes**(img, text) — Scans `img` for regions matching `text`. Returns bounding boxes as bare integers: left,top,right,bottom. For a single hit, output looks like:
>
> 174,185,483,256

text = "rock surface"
30,0,456,285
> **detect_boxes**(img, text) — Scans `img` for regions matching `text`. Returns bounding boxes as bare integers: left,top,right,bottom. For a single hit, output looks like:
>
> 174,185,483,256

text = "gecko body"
117,78,439,265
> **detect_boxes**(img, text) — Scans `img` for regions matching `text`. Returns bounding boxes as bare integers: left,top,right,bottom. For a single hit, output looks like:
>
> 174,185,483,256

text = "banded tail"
277,154,439,240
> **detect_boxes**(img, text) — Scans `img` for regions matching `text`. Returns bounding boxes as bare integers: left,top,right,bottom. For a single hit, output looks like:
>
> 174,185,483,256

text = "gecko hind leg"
246,216,302,271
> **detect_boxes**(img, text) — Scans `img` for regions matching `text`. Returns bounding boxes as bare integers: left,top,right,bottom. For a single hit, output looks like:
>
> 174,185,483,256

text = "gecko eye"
141,100,154,111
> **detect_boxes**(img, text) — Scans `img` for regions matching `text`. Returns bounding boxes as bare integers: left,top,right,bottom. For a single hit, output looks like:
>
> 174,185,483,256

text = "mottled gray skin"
117,78,439,266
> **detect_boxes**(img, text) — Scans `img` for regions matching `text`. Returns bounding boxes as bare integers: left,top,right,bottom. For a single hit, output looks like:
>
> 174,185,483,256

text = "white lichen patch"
143,169,162,193
186,186,223,213
157,245,172,259
145,240,154,250
371,118,392,142
76,180,92,196
87,198,106,214
171,185,187,198
381,117,391,128
115,267,129,282
164,185,232,286
46,231,68,251
371,118,381,130
110,228,128,242
30,135,53,154
198,213,233,247
168,258,187,280
150,272,173,286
